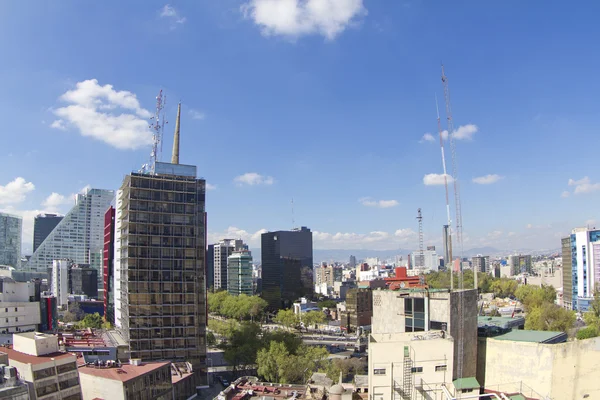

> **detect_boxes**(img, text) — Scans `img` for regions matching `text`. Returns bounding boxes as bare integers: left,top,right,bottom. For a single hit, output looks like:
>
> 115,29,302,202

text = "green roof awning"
453,377,480,390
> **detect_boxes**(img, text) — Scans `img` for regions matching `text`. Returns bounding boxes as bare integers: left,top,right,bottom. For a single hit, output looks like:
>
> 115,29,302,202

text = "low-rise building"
2,332,82,400
78,359,173,400
0,278,42,335
216,376,307,400
478,334,600,400
0,363,29,400
340,289,372,333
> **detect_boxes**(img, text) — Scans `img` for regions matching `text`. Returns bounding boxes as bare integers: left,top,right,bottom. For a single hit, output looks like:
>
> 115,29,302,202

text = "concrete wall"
369,332,455,400
448,290,478,380
13,334,58,356
0,303,41,333
79,372,126,400
371,291,408,334
483,337,600,400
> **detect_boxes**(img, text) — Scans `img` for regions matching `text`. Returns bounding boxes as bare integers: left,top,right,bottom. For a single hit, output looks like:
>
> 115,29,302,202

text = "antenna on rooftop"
291,198,295,228
142,89,167,174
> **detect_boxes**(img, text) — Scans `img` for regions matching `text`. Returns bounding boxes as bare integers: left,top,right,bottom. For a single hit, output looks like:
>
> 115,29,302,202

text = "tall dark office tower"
261,226,313,310
114,102,207,383
70,265,98,298
206,244,215,291
33,214,63,253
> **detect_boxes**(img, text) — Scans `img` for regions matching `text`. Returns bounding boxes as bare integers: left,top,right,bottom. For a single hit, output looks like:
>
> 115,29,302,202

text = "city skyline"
1,1,599,254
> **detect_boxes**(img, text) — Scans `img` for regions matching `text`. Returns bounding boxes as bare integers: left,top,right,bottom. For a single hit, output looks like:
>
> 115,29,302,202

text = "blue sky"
1,0,599,254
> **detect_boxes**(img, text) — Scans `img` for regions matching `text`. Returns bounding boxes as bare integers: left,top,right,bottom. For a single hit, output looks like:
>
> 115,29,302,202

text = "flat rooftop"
218,377,306,400
477,316,525,327
493,330,567,344
0,347,76,366
78,361,171,382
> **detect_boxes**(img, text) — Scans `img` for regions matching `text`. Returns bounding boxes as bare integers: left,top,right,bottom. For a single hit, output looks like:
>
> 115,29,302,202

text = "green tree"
301,311,325,331
207,331,217,347
223,322,263,374
262,330,303,354
583,291,600,329
77,313,103,329
516,285,556,311
576,326,599,340
248,296,268,322
257,341,290,383
208,318,239,339
525,303,575,332
274,309,299,330
317,300,337,309
208,290,230,315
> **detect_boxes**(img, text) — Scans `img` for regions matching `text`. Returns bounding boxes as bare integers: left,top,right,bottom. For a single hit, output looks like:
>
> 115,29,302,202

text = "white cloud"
50,120,66,130
189,109,205,120
487,230,503,239
312,228,416,250
568,176,600,195
241,0,367,40
423,173,453,186
561,191,570,198
439,124,478,141
207,226,268,248
420,133,435,143
472,174,503,185
206,183,217,191
51,79,153,150
0,178,35,205
234,172,274,186
42,193,72,210
160,4,186,26
359,197,399,208
160,4,177,17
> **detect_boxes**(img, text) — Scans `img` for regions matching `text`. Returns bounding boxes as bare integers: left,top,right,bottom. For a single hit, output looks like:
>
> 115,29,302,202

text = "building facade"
51,260,70,309
26,188,114,275
562,227,600,311
0,213,22,269
368,288,479,400
471,256,490,274
442,225,451,268
3,333,82,400
340,289,372,333
114,161,207,374
79,361,173,400
409,248,439,272
261,227,313,310
103,206,115,323
69,266,98,299
508,255,532,275
33,214,63,253
0,278,41,334
206,244,214,291
227,249,253,296
212,239,243,291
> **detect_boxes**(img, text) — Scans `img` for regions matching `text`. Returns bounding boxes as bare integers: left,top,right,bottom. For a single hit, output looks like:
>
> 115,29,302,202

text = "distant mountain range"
249,246,561,264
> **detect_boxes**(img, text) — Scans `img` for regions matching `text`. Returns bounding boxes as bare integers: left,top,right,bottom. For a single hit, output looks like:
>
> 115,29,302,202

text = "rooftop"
217,377,306,400
453,377,480,390
78,361,171,382
0,347,76,366
493,330,567,344
354,375,368,388
477,316,525,328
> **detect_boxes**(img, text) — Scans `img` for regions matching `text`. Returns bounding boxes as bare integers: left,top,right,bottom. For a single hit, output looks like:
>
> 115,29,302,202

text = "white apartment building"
51,260,70,309
410,249,439,272
213,239,243,290
26,188,114,275
0,277,41,334
3,332,82,400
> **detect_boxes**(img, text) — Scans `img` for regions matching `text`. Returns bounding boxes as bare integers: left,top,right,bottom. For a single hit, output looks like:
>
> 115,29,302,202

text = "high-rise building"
442,224,451,268
206,244,215,290
0,212,22,268
70,265,98,298
33,213,63,253
213,239,243,291
51,259,70,308
562,227,600,311
508,254,532,275
227,249,253,296
349,255,357,269
471,255,490,273
103,206,115,323
26,188,114,277
340,288,372,333
114,103,207,381
409,248,439,272
261,227,313,310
